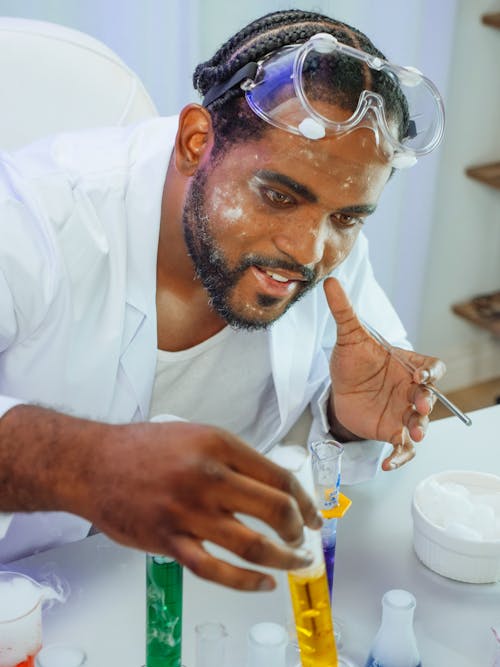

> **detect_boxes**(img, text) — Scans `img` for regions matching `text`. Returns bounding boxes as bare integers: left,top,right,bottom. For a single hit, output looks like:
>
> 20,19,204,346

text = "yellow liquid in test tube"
288,563,338,667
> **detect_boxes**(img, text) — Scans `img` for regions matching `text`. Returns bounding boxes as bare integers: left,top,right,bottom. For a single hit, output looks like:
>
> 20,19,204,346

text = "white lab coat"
0,117,409,562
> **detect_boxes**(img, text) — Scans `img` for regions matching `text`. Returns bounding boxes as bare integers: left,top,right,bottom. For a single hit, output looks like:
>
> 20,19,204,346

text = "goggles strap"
202,62,258,108
406,119,417,140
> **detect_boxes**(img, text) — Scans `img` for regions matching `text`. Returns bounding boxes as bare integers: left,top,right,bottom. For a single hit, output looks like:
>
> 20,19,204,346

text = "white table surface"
8,405,500,667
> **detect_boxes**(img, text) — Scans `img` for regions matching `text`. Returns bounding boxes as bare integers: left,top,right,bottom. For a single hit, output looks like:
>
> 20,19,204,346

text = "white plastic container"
412,470,500,583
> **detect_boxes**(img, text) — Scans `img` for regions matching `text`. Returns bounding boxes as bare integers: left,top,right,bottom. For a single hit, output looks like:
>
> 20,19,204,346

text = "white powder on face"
341,175,354,190
210,186,224,212
222,206,243,223
210,186,244,226
299,148,316,161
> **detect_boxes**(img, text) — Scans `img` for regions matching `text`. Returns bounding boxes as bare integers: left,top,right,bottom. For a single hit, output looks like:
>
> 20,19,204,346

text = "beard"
182,167,318,330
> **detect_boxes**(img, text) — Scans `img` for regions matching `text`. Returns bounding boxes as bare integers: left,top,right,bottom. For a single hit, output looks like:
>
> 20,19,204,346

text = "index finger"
219,432,322,531
381,426,416,471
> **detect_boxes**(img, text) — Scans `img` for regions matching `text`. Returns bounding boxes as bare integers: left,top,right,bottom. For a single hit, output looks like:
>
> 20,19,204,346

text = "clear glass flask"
364,590,421,667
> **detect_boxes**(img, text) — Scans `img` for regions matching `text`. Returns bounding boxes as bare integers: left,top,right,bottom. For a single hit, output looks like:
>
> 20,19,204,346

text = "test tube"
146,554,183,667
288,528,339,667
270,444,339,666
246,622,287,667
310,439,344,599
195,621,228,667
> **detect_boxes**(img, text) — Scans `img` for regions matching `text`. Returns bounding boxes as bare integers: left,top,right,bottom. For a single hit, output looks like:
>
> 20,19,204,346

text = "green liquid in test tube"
146,554,183,667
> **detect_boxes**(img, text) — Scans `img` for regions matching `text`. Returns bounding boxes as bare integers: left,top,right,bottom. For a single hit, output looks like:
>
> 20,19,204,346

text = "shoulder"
0,115,178,235
1,116,178,184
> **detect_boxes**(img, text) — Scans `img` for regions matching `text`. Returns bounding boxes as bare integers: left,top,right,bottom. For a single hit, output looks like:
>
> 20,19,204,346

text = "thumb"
323,277,360,331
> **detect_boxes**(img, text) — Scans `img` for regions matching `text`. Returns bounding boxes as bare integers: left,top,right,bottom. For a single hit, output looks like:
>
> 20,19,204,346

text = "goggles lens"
242,34,445,164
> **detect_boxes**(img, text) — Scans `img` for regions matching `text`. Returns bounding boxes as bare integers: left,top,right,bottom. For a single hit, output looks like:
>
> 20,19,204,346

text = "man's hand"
0,406,321,591
324,277,446,470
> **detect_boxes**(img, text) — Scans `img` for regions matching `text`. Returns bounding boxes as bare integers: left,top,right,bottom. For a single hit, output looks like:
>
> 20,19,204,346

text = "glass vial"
146,554,183,667
246,622,287,667
195,621,228,667
36,645,87,666
364,589,421,667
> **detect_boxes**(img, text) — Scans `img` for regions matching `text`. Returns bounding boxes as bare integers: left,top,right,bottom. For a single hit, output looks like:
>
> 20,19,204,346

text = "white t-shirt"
149,326,279,450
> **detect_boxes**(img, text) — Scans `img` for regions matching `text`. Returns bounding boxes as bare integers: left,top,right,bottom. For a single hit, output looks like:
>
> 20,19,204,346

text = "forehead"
208,122,392,207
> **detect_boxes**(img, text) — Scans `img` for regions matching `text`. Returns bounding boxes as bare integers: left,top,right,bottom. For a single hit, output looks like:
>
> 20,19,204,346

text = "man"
0,9,445,591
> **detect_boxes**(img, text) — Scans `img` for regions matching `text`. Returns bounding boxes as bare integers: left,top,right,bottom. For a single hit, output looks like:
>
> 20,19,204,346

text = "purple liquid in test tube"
323,535,336,598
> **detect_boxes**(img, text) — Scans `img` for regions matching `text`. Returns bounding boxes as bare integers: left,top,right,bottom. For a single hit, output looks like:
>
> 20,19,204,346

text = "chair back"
0,17,158,150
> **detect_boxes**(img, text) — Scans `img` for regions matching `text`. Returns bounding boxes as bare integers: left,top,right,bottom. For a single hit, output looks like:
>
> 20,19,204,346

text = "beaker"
0,571,60,667
195,622,228,667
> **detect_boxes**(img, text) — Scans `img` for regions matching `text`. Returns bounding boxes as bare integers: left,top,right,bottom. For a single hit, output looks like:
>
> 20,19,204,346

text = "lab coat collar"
269,290,319,434
119,119,176,420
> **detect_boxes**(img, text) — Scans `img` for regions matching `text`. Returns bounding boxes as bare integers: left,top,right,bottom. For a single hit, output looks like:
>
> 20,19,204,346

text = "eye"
261,187,296,208
330,212,363,228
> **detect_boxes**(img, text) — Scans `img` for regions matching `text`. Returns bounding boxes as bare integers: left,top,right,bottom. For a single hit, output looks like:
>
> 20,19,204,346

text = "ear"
174,104,213,176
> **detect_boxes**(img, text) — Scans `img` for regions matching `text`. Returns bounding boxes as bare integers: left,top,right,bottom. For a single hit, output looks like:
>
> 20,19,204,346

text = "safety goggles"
203,33,445,168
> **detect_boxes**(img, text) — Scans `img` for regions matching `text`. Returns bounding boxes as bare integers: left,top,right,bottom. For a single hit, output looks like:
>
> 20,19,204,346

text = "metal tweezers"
361,319,472,427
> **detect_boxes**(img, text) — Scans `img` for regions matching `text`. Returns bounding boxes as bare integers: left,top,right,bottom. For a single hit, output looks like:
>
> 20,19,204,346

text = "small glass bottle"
364,589,421,667
146,554,183,667
36,645,87,666
246,622,287,667
195,621,228,667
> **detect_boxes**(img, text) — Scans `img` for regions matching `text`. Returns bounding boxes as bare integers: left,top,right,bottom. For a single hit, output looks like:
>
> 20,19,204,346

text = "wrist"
327,396,362,443
0,405,106,517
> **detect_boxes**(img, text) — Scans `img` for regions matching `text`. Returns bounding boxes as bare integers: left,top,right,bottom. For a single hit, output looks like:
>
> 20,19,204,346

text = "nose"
272,215,329,268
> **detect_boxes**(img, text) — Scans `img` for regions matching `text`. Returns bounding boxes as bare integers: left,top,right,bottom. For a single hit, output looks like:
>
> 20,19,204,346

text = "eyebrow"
254,170,318,203
335,203,378,216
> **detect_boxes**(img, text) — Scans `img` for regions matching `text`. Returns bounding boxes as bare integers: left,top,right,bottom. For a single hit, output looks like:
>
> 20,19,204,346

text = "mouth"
249,265,307,298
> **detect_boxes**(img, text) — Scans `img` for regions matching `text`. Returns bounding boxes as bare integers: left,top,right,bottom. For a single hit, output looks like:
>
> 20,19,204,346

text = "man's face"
182,117,392,330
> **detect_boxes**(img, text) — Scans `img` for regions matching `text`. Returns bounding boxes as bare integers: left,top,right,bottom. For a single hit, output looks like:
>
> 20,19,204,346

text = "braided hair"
193,9,409,159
